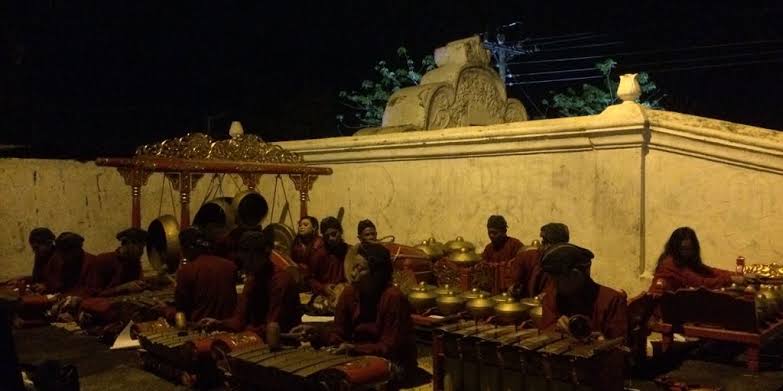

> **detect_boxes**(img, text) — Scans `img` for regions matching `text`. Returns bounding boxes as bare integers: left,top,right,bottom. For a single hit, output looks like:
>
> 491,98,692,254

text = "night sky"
2,1,782,159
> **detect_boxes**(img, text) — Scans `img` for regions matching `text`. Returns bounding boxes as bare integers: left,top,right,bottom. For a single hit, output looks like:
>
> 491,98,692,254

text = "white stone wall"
2,103,782,297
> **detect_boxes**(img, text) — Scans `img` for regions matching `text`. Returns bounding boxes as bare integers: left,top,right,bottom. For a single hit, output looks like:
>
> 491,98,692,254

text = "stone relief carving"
357,36,528,135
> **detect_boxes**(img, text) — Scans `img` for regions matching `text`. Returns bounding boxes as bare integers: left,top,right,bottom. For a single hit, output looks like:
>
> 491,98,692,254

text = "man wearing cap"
539,243,628,391
44,232,96,295
538,243,627,340
356,219,378,244
292,243,417,385
481,215,524,264
27,228,56,290
509,223,570,299
198,229,301,336
78,228,148,297
175,226,238,322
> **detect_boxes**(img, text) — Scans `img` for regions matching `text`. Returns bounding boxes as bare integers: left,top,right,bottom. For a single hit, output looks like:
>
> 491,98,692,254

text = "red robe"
510,248,550,298
44,251,95,295
291,236,328,288
175,254,238,322
78,251,143,297
222,267,302,335
648,256,733,294
540,281,628,340
321,284,417,371
307,242,348,295
481,236,524,264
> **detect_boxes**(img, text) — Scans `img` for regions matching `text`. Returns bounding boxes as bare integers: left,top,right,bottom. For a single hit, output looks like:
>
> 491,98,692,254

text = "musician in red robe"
44,233,96,295
356,219,378,244
648,227,742,294
481,215,524,263
175,227,238,322
305,216,348,298
199,230,301,336
539,243,628,340
539,243,627,391
293,243,418,386
291,216,327,283
509,222,569,299
27,228,56,290
78,228,147,297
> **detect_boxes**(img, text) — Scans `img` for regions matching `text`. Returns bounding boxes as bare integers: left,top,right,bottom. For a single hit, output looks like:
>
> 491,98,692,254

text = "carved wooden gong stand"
96,132,332,229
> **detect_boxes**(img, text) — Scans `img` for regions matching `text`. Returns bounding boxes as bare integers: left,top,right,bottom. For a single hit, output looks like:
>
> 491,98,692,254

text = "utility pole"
482,22,539,84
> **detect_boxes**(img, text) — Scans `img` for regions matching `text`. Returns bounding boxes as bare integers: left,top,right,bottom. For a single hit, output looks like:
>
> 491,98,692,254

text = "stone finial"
433,36,491,67
617,73,641,103
229,121,245,138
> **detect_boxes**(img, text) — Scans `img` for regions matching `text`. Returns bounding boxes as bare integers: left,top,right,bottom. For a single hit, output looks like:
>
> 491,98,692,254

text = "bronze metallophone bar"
225,345,391,391
137,328,223,387
432,321,625,391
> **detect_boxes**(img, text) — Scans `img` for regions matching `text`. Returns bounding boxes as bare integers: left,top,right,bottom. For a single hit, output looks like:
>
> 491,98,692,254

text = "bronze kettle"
460,287,490,301
436,291,467,316
415,237,447,260
444,236,476,254
493,296,531,325
521,295,544,324
466,294,495,320
407,282,437,314
448,247,481,267
433,284,461,297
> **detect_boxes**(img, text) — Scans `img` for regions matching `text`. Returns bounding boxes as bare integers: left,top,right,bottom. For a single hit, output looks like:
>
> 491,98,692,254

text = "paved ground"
12,326,783,390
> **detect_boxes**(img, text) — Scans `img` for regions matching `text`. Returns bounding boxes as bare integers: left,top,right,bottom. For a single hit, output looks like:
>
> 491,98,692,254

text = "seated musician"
175,226,238,322
481,215,523,264
539,243,628,340
291,216,327,279
649,227,743,294
509,222,569,299
21,228,56,292
306,216,348,299
198,230,301,336
44,232,96,295
293,243,418,384
357,219,378,244
78,228,148,297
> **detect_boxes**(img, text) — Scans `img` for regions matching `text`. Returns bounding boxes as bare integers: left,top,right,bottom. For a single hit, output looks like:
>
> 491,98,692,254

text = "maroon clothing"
308,242,348,295
649,256,733,294
175,254,238,322
78,252,119,297
540,281,628,340
32,254,52,284
322,285,417,370
44,251,95,295
78,251,143,297
510,249,550,298
291,236,328,287
481,236,524,264
223,268,302,335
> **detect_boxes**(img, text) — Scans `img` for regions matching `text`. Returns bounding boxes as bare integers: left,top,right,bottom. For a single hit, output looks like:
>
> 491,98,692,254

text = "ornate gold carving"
289,174,317,195
165,173,203,193
117,167,152,188
135,133,304,164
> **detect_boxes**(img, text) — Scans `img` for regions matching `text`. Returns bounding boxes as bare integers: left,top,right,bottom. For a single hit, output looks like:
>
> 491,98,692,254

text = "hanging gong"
146,214,181,274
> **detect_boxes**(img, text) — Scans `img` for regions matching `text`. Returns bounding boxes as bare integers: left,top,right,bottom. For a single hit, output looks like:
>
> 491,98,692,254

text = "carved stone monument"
356,36,528,135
